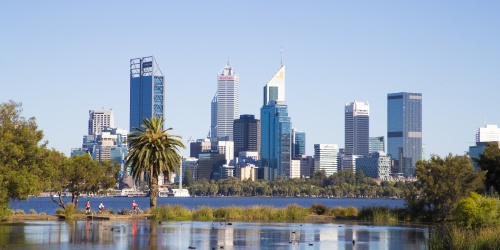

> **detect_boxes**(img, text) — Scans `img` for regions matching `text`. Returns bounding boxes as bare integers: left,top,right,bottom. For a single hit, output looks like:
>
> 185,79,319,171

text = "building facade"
211,62,239,141
88,109,114,135
260,101,292,180
233,114,261,158
356,152,392,181
476,124,500,142
345,101,370,156
292,129,306,158
263,65,285,106
129,56,164,131
387,92,422,177
314,144,339,176
369,136,385,154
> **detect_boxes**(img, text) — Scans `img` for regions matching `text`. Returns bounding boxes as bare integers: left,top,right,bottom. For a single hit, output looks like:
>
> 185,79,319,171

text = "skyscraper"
263,65,285,105
88,109,114,135
211,62,239,141
292,129,306,157
345,102,370,156
129,56,164,132
369,136,385,154
387,92,422,177
233,114,261,158
476,124,500,142
260,101,291,180
314,144,339,176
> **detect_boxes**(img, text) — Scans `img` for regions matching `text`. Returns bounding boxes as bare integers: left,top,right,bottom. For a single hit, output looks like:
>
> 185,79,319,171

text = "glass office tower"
387,92,422,177
212,62,239,141
260,101,291,180
345,101,370,156
129,56,164,131
292,129,306,157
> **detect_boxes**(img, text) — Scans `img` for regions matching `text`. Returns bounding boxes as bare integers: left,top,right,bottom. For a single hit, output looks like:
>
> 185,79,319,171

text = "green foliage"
476,141,500,195
14,209,25,215
414,154,485,221
358,206,398,223
429,225,500,250
126,116,185,208
0,101,50,214
329,206,359,218
454,192,500,229
193,206,214,221
311,203,328,215
151,205,192,220
183,167,195,187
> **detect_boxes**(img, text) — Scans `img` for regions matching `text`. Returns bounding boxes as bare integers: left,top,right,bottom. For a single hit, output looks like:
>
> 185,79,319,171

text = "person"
132,200,139,214
98,202,105,212
85,200,91,214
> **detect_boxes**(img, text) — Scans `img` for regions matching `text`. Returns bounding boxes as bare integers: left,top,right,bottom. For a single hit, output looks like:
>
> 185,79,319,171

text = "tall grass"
55,203,77,219
429,225,500,249
151,205,193,220
329,206,359,218
192,205,310,222
358,206,398,223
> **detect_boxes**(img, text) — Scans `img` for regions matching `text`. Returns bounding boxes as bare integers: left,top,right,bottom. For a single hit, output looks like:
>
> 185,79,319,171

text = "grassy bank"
429,225,500,249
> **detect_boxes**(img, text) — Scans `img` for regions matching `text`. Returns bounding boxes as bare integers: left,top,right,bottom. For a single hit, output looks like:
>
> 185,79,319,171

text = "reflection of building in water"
319,228,338,247
217,226,234,247
234,228,260,248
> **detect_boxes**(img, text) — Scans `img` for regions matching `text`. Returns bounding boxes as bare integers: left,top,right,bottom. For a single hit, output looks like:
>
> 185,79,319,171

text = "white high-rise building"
214,62,239,141
263,65,285,105
88,109,114,135
476,124,500,142
314,144,339,176
345,101,369,156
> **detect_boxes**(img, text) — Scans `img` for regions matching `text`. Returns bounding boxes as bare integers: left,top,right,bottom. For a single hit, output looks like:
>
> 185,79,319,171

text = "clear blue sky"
1,1,499,158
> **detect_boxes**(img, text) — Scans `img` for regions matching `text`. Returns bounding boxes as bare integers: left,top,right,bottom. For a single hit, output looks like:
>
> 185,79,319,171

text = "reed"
429,225,500,249
151,205,193,220
193,206,214,221
358,206,398,223
329,206,359,218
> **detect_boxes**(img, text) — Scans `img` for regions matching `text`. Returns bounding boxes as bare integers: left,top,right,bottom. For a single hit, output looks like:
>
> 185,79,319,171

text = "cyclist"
85,200,91,214
98,202,105,213
132,200,139,214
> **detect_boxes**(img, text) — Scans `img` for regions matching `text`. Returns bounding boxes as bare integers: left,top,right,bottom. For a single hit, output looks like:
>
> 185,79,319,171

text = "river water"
10,197,405,214
0,220,428,249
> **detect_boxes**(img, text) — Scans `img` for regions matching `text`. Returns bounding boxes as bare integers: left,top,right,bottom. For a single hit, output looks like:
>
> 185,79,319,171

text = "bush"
311,203,328,215
109,210,115,215
29,209,37,215
14,209,26,215
151,205,192,220
39,212,46,216
454,192,500,229
430,225,500,249
358,206,397,223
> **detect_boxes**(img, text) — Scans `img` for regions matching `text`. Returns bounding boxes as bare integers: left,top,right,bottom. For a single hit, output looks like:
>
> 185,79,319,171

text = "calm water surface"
0,220,428,250
10,197,404,214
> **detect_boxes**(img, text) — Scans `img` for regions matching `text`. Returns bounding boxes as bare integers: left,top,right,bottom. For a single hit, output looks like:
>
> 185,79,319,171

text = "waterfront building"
314,144,339,176
369,136,385,154
233,114,261,158
292,129,306,158
356,152,392,181
129,56,164,131
211,62,239,141
345,101,370,156
88,110,114,135
290,160,301,179
387,92,422,177
340,154,360,173
261,101,292,180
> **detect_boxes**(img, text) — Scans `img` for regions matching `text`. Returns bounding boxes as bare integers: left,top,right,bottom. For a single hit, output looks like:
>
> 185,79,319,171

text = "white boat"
168,189,190,197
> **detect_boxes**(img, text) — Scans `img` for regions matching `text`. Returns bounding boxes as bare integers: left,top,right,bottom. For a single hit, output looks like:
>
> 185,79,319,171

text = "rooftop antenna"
227,56,230,66
280,46,283,67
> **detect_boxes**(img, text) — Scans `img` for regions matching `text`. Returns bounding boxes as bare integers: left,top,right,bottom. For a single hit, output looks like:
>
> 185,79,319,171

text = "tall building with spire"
263,65,285,106
129,56,164,131
211,62,239,141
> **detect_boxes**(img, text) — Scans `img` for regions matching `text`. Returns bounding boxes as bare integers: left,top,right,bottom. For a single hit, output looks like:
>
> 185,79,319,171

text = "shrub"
454,192,500,229
151,205,192,220
29,209,37,215
109,210,115,215
430,225,500,249
285,204,310,220
311,203,328,215
62,203,77,219
39,212,47,216
14,209,26,215
358,206,397,223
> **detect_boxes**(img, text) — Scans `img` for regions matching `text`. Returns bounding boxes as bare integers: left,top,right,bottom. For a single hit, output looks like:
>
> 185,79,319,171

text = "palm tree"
126,116,185,208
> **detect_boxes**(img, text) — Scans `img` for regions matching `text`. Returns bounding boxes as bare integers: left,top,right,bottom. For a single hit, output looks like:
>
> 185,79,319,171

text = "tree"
183,167,195,187
49,154,119,209
0,101,47,217
415,154,485,221
454,192,500,229
475,141,500,195
126,116,185,208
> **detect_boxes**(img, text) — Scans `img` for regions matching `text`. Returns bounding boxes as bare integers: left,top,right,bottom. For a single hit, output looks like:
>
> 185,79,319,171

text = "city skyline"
1,2,499,159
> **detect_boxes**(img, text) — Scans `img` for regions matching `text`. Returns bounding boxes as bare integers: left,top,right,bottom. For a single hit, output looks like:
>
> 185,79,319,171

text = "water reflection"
0,220,428,249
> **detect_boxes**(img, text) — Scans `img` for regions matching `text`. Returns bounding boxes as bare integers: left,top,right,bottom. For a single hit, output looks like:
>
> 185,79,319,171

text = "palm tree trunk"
149,170,159,208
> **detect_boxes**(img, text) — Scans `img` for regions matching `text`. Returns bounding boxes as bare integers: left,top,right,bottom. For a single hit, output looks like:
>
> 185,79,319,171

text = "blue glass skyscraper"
129,56,164,132
261,101,291,180
387,92,422,177
292,129,306,157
